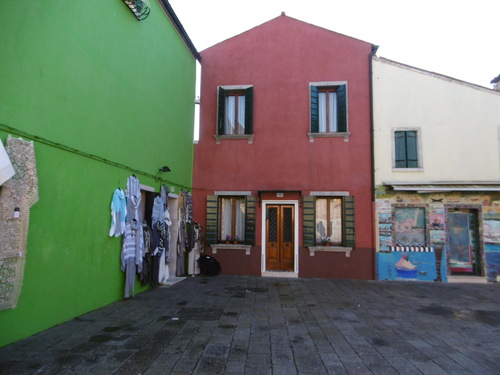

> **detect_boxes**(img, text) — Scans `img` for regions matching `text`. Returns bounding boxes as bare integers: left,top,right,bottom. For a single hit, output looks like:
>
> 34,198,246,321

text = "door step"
261,271,298,278
447,276,487,284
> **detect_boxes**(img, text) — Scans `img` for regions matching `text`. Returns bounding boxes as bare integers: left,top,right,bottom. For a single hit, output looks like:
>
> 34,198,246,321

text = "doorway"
447,209,481,275
264,203,297,272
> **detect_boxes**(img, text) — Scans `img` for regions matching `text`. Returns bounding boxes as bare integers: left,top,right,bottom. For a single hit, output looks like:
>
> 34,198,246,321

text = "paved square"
0,276,499,374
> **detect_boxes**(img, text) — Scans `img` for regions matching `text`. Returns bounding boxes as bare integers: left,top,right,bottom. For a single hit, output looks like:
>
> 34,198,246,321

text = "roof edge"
157,0,201,61
374,56,499,94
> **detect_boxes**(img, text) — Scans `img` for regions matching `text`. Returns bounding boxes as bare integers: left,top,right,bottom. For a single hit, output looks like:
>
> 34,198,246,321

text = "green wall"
0,1,197,346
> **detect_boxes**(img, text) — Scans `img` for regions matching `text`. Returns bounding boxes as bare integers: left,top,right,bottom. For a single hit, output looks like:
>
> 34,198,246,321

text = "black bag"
197,255,221,276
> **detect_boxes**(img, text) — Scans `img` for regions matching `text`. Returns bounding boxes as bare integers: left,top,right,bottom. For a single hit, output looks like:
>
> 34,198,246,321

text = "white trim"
219,84,252,90
140,184,155,192
310,81,348,87
310,191,350,196
308,246,353,257
215,191,252,196
261,200,299,275
210,243,252,255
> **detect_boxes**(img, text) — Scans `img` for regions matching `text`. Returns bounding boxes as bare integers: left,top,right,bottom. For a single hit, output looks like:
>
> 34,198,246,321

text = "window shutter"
303,196,316,246
245,195,256,245
244,86,253,135
406,131,418,168
206,195,219,244
217,87,226,135
394,131,406,168
343,196,355,247
310,85,319,133
337,84,347,132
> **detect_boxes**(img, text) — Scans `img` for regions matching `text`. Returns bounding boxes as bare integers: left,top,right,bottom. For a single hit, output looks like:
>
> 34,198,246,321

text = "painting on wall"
394,207,426,247
377,247,447,282
484,243,500,282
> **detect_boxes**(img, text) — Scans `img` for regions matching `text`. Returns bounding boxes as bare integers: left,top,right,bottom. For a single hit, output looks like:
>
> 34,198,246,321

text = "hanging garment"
0,137,38,311
0,138,15,186
109,188,127,237
125,175,143,272
139,224,154,286
121,221,140,298
176,221,186,276
188,223,203,275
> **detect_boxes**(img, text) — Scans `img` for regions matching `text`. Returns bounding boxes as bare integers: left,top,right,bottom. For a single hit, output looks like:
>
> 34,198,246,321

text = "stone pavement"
0,275,499,375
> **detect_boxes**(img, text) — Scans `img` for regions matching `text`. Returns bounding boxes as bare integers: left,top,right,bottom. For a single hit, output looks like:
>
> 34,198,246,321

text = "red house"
193,14,377,279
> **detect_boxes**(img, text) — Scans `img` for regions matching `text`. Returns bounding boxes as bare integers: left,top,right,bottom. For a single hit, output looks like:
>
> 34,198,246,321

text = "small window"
217,86,253,136
310,83,347,133
394,130,419,168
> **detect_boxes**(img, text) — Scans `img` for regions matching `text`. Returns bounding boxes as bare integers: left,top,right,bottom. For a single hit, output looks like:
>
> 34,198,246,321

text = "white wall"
373,57,500,185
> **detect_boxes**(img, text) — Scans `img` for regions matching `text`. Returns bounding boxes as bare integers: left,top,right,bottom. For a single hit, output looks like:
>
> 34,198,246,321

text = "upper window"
393,129,422,169
310,82,348,140
217,86,253,136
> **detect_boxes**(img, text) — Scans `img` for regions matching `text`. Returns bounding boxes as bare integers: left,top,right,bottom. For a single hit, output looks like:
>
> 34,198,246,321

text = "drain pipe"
369,44,379,280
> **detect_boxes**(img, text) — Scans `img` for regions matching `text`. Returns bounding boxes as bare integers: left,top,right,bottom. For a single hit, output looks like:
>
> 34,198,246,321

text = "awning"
384,182,500,193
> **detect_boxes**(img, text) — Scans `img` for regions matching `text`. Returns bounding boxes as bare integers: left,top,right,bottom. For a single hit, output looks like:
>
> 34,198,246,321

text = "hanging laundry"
188,222,203,275
109,188,127,237
120,175,144,298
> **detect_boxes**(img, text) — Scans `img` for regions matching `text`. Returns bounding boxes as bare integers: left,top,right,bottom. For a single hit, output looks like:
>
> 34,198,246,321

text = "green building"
0,1,199,347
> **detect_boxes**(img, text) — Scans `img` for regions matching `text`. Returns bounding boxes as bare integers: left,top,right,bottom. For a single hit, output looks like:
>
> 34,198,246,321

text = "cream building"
372,56,500,283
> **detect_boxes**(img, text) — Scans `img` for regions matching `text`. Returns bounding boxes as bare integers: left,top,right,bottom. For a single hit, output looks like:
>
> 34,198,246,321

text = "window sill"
308,246,353,257
214,134,254,144
392,167,424,172
308,132,350,142
210,243,252,255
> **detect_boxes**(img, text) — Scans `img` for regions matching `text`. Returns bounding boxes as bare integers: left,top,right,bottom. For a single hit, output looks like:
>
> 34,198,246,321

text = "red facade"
193,14,376,279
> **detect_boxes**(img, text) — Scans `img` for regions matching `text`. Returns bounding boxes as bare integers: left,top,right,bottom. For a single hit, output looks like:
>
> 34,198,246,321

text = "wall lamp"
159,166,171,172
122,0,151,21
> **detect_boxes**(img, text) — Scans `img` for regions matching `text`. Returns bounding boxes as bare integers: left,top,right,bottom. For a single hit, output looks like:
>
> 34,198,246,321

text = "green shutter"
244,86,253,135
394,131,406,168
206,195,219,244
336,84,347,132
245,195,256,245
303,196,316,246
343,196,355,247
406,131,418,168
310,85,319,133
217,87,226,135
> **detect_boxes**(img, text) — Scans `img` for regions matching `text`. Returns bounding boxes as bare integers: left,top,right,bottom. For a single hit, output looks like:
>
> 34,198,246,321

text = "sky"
169,0,499,89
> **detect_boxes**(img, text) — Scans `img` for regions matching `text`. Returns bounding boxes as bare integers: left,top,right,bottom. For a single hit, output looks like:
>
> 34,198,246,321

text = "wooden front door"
266,205,294,271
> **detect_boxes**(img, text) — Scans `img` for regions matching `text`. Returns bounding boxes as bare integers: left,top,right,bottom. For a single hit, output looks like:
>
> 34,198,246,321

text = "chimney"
491,74,500,91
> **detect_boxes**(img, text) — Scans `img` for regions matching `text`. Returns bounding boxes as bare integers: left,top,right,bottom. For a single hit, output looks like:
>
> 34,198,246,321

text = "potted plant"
324,236,334,246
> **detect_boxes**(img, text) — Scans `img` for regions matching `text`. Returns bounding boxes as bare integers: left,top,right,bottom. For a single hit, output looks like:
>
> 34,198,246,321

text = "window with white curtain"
318,89,338,132
315,197,343,245
220,196,246,242
224,93,246,135
310,82,347,134
217,85,253,137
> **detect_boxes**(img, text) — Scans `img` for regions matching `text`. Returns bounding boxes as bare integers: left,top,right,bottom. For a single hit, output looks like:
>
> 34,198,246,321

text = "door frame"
261,200,299,274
